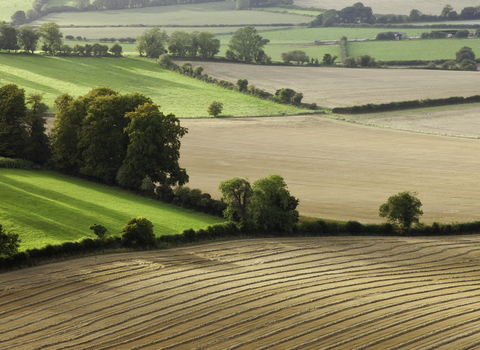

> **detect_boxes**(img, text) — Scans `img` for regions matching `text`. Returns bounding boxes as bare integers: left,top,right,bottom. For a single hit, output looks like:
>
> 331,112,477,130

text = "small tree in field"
0,225,20,257
89,224,109,239
207,101,223,117
379,191,423,230
120,217,155,248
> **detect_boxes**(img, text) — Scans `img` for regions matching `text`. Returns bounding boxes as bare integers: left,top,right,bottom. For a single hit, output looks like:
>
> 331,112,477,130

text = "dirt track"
180,116,480,223
180,62,480,108
3,236,480,349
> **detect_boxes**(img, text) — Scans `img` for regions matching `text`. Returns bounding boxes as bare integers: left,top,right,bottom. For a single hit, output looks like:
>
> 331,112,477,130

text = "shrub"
275,88,296,103
343,57,357,67
376,32,395,40
89,224,109,239
237,79,248,92
0,225,20,257
292,92,303,104
460,59,477,71
120,217,156,248
207,101,223,117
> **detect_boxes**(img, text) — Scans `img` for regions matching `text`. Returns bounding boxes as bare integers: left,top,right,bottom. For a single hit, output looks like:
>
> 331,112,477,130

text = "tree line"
310,2,480,27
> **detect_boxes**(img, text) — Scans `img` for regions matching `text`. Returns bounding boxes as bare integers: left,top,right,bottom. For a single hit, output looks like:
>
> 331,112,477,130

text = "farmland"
0,0,32,22
3,236,480,349
0,169,223,251
293,0,480,15
181,62,480,108
0,55,311,116
31,1,309,27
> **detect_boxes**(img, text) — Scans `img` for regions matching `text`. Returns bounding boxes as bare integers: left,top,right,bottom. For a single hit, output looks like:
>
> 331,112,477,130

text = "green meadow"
32,1,309,27
347,38,480,61
0,0,33,22
256,7,321,16
0,54,311,116
0,169,224,251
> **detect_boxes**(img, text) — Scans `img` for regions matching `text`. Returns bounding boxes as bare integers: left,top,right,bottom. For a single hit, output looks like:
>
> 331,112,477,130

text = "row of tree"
310,3,480,27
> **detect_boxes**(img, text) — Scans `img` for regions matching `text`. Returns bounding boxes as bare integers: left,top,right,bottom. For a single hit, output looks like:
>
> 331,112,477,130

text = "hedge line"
0,157,41,169
332,95,480,114
3,219,480,272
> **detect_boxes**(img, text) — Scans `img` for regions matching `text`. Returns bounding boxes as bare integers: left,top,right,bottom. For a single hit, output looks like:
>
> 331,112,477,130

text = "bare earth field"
293,0,479,15
178,62,480,108
179,116,480,223
3,236,480,349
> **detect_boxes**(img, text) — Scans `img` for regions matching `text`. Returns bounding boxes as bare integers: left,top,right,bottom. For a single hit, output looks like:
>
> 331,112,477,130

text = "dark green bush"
120,217,156,248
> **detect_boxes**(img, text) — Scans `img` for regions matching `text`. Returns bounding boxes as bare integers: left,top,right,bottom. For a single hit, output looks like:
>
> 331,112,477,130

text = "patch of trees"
226,26,269,63
167,30,220,59
332,94,480,114
0,84,51,164
310,3,480,27
51,86,189,188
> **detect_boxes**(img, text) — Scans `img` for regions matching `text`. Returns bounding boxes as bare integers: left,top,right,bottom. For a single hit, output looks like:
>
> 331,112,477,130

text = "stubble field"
3,236,480,349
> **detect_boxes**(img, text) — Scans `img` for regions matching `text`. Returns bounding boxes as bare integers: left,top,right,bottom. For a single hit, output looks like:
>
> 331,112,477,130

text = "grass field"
348,38,480,61
3,236,480,348
31,1,310,27
0,169,223,251
293,0,479,15
256,7,321,16
0,54,311,116
0,0,33,22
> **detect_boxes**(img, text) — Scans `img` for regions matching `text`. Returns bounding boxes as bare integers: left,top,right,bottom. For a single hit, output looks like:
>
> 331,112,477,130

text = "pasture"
0,55,310,116
0,169,223,251
293,0,480,15
30,1,309,27
0,0,32,22
3,236,480,349
182,61,480,108
179,115,480,223
348,38,480,62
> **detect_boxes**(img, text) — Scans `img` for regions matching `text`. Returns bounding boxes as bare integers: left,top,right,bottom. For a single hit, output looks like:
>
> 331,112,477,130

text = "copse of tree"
228,26,265,63
135,27,168,59
17,25,41,53
167,31,220,59
38,21,63,55
219,174,299,232
281,50,309,65
52,87,188,187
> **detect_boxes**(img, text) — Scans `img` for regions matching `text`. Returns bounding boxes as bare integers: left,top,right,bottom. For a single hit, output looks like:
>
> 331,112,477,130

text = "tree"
322,53,337,65
11,11,27,26
281,50,309,65
379,191,423,230
135,27,168,58
197,31,220,58
38,21,63,54
218,177,253,222
228,26,265,62
343,56,357,67
207,101,223,117
0,225,20,257
89,224,109,239
0,84,27,158
236,0,250,10
456,46,475,63
24,93,51,164
74,0,91,10
17,25,41,53
409,9,422,22
2,26,19,52
356,55,375,67
250,174,299,232
123,103,189,186
237,79,248,92
455,29,470,38
120,217,156,247
460,59,477,71
109,43,123,56
440,4,453,17
168,30,191,57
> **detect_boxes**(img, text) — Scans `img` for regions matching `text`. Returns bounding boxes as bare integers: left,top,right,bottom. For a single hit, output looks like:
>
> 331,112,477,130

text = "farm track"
2,237,480,349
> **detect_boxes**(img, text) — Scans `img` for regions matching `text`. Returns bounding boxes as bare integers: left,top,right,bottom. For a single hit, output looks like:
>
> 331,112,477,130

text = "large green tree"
168,30,191,57
456,46,475,63
135,27,168,58
2,26,19,52
38,21,63,54
379,191,423,230
24,93,51,164
123,103,189,186
0,225,20,258
218,177,253,222
228,26,265,62
197,31,220,58
17,25,41,53
0,84,27,158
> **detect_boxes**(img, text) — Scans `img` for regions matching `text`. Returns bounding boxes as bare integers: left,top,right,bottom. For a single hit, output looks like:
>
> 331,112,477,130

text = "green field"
0,0,33,22
256,7,321,16
0,54,311,116
31,1,309,27
347,38,480,61
0,169,224,251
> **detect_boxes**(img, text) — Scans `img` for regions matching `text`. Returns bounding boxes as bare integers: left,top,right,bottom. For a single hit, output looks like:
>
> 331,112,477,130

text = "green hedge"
332,95,480,114
0,157,40,169
3,219,480,271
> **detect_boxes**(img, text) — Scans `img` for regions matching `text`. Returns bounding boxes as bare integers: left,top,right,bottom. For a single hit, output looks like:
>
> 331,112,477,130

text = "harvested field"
178,62,480,108
179,116,480,223
3,236,480,349
294,0,479,15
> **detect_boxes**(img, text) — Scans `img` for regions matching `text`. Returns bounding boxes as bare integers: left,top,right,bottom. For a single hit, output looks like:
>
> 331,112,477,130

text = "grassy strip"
0,169,224,251
0,54,311,116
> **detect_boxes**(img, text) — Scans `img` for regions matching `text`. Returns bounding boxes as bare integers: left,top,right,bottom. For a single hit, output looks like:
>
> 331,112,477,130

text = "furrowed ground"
2,236,480,349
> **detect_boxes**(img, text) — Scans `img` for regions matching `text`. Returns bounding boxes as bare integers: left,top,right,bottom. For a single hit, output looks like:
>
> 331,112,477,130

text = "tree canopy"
379,191,423,230
38,21,63,54
228,26,265,62
135,27,168,58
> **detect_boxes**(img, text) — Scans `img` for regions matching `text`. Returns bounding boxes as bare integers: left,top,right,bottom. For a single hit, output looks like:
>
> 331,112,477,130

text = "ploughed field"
3,236,480,349
179,116,480,223
181,62,480,108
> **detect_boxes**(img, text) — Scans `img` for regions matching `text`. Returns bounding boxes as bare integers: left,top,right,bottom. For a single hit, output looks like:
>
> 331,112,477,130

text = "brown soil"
178,61,480,108
3,236,480,349
180,116,480,223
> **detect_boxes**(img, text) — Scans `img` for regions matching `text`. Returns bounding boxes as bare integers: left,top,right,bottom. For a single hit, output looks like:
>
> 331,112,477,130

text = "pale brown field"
179,116,480,223
294,0,479,15
178,61,480,108
3,236,480,349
